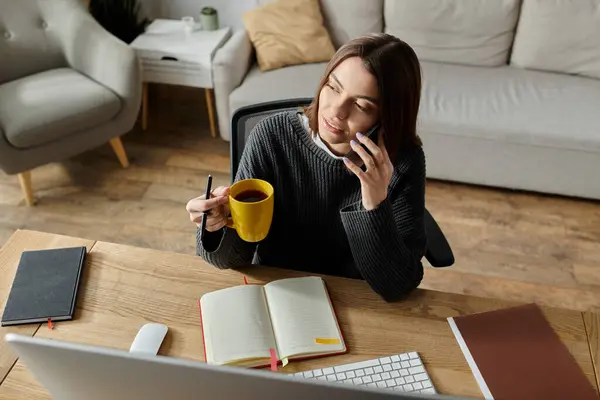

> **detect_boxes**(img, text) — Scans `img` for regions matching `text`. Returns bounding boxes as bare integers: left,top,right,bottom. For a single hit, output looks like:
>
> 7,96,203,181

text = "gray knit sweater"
197,111,427,301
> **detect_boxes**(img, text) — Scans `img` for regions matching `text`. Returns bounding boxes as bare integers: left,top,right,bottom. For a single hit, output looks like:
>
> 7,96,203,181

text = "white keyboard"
290,352,437,395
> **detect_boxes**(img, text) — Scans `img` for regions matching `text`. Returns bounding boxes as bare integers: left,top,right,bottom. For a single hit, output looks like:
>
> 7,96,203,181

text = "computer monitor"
5,333,468,400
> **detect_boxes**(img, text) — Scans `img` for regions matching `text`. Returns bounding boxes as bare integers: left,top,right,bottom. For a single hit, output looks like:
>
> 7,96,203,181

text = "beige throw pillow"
510,0,600,79
243,0,336,71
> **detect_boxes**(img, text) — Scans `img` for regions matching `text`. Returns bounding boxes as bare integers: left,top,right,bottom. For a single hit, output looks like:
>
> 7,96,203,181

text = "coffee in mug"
234,189,268,203
226,179,274,242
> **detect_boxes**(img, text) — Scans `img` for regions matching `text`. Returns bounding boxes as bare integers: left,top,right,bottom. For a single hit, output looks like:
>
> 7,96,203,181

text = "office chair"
230,99,455,268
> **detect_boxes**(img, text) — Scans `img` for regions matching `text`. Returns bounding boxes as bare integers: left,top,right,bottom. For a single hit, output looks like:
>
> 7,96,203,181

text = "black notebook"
1,246,87,326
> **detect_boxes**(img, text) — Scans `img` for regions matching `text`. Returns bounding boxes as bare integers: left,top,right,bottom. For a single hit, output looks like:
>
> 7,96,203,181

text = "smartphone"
345,123,380,166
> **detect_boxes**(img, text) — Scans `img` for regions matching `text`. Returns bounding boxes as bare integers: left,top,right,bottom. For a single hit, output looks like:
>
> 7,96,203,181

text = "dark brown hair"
304,33,422,164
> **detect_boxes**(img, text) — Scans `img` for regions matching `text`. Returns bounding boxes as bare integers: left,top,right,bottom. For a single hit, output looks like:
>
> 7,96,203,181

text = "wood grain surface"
0,231,597,399
584,311,600,394
0,231,95,385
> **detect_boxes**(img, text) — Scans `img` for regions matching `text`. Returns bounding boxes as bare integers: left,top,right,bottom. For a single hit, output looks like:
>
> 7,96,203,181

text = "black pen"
200,175,212,242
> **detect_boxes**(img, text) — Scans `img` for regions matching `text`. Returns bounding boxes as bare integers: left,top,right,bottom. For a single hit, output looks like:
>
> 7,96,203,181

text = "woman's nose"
331,99,350,120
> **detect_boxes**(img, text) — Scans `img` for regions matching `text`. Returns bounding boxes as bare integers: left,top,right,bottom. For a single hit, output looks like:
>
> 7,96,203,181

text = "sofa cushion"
0,68,121,149
418,61,600,154
319,0,384,48
510,0,600,79
384,0,521,67
243,0,335,72
230,62,327,115
257,0,384,49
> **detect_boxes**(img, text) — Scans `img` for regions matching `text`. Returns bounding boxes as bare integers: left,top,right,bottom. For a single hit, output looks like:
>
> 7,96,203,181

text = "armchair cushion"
0,0,69,84
0,67,120,149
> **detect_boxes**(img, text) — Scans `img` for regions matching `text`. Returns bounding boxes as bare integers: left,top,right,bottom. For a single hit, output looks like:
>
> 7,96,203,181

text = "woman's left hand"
343,132,394,210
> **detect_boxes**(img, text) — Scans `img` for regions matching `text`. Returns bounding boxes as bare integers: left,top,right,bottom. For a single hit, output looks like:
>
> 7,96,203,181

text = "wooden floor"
1,85,599,313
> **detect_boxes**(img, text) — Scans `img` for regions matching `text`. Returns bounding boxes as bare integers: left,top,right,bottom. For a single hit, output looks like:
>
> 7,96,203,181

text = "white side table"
131,19,232,138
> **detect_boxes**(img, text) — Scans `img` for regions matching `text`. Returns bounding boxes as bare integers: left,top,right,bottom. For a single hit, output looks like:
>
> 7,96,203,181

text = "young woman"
186,33,426,302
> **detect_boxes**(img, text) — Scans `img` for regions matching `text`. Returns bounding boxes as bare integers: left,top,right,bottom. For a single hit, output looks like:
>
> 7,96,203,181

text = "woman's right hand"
186,186,231,232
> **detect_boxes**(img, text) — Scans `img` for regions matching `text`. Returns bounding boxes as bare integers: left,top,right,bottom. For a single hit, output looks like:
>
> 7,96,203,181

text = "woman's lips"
323,117,345,135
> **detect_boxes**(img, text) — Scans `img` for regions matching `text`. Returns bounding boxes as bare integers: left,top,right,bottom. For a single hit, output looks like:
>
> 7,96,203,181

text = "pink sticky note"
269,348,277,372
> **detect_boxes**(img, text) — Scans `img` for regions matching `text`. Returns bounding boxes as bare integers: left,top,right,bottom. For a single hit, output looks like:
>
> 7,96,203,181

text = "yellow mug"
226,179,274,242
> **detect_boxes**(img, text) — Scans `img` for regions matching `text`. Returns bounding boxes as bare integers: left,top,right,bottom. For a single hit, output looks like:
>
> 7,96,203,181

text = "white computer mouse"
129,323,168,356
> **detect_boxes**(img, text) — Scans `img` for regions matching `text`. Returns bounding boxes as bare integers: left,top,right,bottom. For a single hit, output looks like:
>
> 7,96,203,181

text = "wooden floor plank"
422,268,600,313
166,151,231,175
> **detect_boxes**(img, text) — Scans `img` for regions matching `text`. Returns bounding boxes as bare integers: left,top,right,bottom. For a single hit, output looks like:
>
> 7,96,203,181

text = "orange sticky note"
269,348,277,371
315,338,340,345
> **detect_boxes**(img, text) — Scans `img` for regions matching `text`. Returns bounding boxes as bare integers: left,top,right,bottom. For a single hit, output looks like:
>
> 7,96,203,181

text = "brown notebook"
447,303,598,400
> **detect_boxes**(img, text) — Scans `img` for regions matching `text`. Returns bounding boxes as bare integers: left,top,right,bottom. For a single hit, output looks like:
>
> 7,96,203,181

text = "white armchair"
0,0,142,205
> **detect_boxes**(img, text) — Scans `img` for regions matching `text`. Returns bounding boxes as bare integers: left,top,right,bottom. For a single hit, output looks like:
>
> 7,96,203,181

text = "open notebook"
199,276,346,368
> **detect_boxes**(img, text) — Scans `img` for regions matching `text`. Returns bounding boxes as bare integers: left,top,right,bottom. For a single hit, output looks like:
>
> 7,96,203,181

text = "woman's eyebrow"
331,73,378,104
330,73,344,89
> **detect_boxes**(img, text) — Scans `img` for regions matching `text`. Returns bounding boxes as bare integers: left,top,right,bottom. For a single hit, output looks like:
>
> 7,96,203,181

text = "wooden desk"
0,230,598,399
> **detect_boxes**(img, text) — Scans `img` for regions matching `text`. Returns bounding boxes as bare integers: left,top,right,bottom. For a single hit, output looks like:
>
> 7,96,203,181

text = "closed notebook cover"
448,303,598,400
1,247,87,326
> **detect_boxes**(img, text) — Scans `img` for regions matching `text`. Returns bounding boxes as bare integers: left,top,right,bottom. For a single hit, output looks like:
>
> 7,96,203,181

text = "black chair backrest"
230,98,313,181
229,99,454,268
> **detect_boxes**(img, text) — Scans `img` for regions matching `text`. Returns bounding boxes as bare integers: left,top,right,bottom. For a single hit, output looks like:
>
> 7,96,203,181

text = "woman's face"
317,56,380,155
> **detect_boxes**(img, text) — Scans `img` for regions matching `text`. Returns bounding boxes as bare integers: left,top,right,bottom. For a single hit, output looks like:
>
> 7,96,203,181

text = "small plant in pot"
89,0,150,44
199,6,219,31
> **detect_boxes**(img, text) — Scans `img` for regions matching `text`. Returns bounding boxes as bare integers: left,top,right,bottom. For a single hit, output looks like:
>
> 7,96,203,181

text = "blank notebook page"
263,276,343,358
200,285,277,364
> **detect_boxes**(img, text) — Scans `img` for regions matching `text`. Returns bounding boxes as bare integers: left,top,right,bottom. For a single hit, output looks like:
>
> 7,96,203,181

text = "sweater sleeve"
196,123,274,269
339,147,427,301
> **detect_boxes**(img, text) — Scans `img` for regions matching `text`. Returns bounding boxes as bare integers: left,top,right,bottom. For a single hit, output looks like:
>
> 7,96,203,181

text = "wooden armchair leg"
109,137,130,168
18,171,35,206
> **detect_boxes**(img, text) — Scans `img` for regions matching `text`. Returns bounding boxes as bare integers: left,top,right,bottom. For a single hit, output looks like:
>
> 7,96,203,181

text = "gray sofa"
0,0,142,205
212,0,600,200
